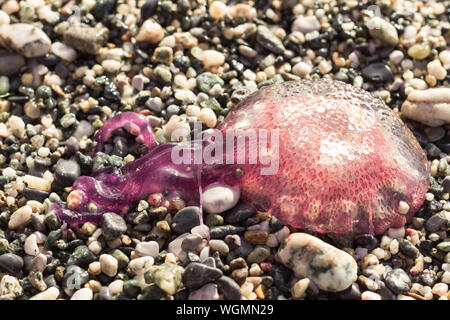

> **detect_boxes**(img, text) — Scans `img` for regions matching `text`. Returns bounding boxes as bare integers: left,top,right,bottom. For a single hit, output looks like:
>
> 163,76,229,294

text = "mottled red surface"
218,80,430,235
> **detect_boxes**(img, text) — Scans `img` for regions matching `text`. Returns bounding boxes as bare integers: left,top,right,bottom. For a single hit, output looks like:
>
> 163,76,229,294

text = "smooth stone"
181,234,203,252
202,184,240,214
0,253,23,275
361,63,393,82
100,254,118,277
135,241,159,258
54,159,80,187
277,233,358,292
426,212,448,232
216,276,242,300
398,239,419,258
182,262,223,289
256,25,285,55
29,286,59,300
101,212,127,241
291,16,320,34
401,88,450,126
96,286,113,300
171,206,200,234
224,203,256,224
385,268,412,294
71,288,93,300
196,72,224,95
188,283,219,300
247,245,270,264
366,17,399,46
0,24,51,57
24,234,39,256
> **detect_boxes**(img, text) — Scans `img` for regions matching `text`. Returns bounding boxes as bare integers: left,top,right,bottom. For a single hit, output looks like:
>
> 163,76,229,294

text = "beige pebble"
100,254,118,277
209,1,228,21
108,280,124,294
8,205,32,229
29,287,59,300
432,283,448,296
1,0,19,14
71,288,93,300
291,278,310,299
198,108,217,128
88,261,101,276
23,175,51,192
361,291,381,300
203,50,225,69
427,60,447,80
0,10,10,25
136,19,164,44
102,59,121,73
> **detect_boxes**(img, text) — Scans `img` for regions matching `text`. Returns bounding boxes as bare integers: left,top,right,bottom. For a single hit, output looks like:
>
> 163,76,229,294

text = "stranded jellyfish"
51,79,430,235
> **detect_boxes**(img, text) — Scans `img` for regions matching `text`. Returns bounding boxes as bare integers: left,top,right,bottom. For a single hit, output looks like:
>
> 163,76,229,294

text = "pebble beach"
0,0,449,301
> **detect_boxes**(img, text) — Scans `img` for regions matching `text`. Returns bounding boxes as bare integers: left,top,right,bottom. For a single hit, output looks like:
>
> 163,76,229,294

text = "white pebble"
135,241,159,258
0,10,10,25
51,42,77,62
198,108,217,128
108,280,123,294
398,201,410,215
8,205,32,229
29,287,59,300
99,254,118,277
209,1,228,20
292,62,312,77
102,59,121,73
71,288,93,300
427,59,447,80
128,256,154,275
24,234,39,256
203,50,225,68
361,291,381,300
202,183,240,214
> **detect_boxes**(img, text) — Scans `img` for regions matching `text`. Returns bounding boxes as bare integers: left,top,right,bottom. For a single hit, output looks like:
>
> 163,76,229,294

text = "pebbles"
278,233,358,292
385,269,412,294
182,262,223,289
171,206,200,234
366,17,399,46
291,16,320,34
8,205,32,229
63,24,108,55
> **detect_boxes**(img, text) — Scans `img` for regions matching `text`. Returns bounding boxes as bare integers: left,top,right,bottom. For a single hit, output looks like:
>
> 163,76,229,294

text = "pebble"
0,53,25,75
29,286,59,300
0,23,51,57
51,42,77,62
136,19,164,44
361,291,381,300
216,276,242,300
209,1,228,20
388,227,405,239
366,17,399,46
54,159,80,187
99,254,118,277
247,245,270,264
135,241,159,258
182,262,223,289
408,43,431,60
291,278,310,299
361,63,393,82
427,60,447,80
198,107,218,128
8,205,32,229
63,24,108,55
0,253,23,275
385,268,412,294
277,233,357,292
24,234,39,256
209,239,229,256
398,239,419,258
256,25,285,55
202,184,240,214
291,16,320,34
188,283,219,300
425,212,448,232
101,212,127,241
292,62,312,77
171,206,200,234
0,275,22,297
71,288,93,300
144,262,184,295
102,59,121,73
203,50,225,69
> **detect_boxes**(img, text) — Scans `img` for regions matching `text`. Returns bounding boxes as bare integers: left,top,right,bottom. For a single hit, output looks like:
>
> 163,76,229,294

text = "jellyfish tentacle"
93,112,158,155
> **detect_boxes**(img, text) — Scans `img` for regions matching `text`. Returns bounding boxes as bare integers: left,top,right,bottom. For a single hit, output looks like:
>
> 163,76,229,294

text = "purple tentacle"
93,112,158,155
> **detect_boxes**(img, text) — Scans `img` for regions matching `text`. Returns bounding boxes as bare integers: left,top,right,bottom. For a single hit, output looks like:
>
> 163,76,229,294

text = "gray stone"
216,276,242,300
0,253,23,276
385,268,411,294
182,262,223,289
54,159,80,186
171,206,200,234
256,25,285,55
101,212,127,241
63,24,109,55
